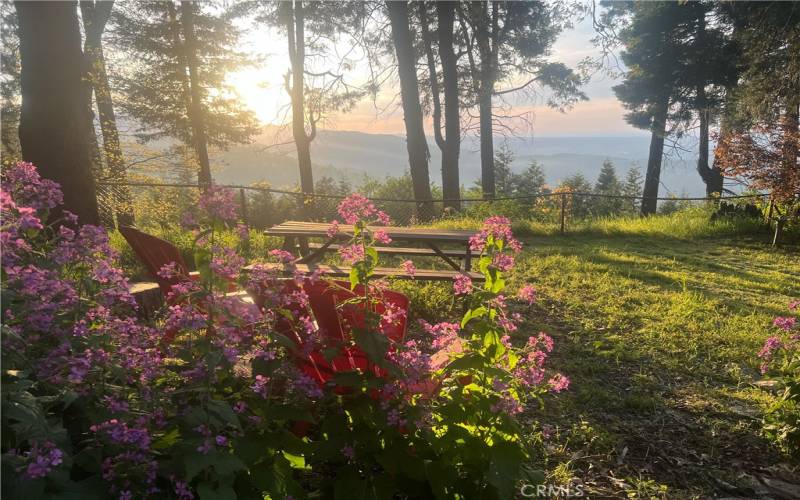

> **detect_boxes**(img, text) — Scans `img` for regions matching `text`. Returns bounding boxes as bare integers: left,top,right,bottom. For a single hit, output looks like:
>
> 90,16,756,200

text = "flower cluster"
197,184,238,223
336,193,390,226
2,168,569,498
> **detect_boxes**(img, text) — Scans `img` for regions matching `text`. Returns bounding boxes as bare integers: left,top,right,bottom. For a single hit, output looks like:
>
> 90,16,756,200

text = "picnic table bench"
264,221,483,281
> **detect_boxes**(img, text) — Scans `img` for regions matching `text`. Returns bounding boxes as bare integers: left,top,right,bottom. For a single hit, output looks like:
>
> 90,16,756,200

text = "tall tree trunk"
641,97,668,216
81,0,133,226
418,2,443,151
478,81,494,199
695,86,723,196
387,0,434,220
180,0,211,188
473,1,495,199
287,0,314,200
16,0,99,224
782,97,799,189
437,1,461,211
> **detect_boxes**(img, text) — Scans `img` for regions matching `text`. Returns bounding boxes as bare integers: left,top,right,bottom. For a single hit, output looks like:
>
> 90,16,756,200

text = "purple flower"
198,185,238,222
341,444,355,461
773,316,796,331
269,249,295,264
16,441,64,480
252,374,270,398
215,435,228,447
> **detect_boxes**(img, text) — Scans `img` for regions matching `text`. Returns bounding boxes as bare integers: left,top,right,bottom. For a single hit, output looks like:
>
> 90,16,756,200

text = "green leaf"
152,428,181,450
282,451,309,470
445,352,485,372
213,453,247,476
197,482,236,500
461,306,487,328
206,399,241,429
351,327,389,365
486,441,526,499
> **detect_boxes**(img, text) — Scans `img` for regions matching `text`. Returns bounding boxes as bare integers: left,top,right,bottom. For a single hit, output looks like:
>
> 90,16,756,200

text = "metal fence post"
560,192,567,235
239,188,248,227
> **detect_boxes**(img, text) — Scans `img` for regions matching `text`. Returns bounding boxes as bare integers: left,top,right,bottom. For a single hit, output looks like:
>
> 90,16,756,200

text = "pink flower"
341,444,355,461
453,273,473,295
336,193,390,225
338,243,365,264
419,320,460,349
789,299,799,311
548,373,570,393
469,216,522,254
327,220,340,238
400,260,416,277
373,229,392,244
491,253,515,272
517,285,536,305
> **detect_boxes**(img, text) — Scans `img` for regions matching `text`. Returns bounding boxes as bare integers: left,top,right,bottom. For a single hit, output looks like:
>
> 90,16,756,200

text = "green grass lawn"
424,212,799,498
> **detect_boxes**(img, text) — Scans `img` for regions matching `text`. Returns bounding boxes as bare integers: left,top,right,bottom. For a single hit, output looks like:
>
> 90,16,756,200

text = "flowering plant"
757,300,800,456
2,171,568,499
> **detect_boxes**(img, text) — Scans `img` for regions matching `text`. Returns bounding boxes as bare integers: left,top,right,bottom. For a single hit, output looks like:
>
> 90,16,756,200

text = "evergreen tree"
593,160,623,216
621,166,644,215
559,173,592,219
109,1,259,186
514,161,548,197
460,1,585,199
609,2,690,215
493,145,515,197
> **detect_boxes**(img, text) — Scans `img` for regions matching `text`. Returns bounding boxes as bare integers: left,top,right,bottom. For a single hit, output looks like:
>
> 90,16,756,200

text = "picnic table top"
265,220,475,243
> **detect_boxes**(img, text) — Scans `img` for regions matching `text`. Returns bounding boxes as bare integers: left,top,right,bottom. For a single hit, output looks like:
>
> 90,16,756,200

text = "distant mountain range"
210,129,707,196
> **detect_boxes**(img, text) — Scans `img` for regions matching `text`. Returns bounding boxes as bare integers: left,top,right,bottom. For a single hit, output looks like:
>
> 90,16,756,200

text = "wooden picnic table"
264,221,479,278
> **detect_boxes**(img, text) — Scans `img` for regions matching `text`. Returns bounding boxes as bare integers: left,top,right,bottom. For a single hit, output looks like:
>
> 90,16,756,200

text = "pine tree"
621,166,644,215
610,2,692,215
514,161,548,197
593,160,623,216
493,145,515,197
460,1,585,199
109,1,259,186
560,173,592,219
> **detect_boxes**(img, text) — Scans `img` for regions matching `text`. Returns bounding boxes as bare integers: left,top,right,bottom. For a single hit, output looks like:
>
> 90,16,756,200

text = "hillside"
212,130,707,196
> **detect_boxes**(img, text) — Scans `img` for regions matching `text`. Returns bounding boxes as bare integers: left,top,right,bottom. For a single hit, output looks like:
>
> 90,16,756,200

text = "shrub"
1,162,567,498
757,301,800,456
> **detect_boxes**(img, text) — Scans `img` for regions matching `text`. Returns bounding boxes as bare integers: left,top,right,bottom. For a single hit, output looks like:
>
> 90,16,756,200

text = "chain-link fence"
96,180,772,233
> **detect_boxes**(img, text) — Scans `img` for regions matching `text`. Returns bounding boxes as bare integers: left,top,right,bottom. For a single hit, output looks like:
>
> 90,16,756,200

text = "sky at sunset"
228,16,647,138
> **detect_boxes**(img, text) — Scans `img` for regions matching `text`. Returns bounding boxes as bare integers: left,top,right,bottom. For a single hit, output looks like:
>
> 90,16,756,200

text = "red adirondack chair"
255,279,409,387
119,226,195,298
